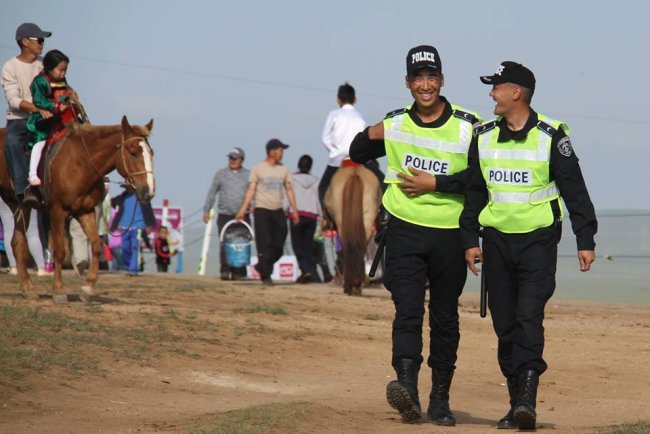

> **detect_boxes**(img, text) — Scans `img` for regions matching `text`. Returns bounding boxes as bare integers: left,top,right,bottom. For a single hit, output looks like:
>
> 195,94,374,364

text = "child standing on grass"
155,226,171,272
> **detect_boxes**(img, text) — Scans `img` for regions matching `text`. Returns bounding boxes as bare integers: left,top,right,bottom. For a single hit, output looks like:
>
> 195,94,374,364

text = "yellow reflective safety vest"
476,114,568,233
383,105,479,228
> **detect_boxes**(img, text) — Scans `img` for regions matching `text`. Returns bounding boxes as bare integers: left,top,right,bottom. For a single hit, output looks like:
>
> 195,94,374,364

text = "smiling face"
406,68,444,111
489,83,518,117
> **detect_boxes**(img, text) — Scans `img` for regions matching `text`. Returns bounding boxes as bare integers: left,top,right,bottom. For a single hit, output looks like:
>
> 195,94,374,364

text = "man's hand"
578,250,595,272
397,166,436,197
235,210,245,222
464,247,483,276
39,109,52,119
291,210,300,225
202,212,210,224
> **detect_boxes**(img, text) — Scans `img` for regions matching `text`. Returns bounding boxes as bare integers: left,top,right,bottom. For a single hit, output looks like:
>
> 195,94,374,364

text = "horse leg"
49,205,69,304
75,211,101,302
11,206,35,298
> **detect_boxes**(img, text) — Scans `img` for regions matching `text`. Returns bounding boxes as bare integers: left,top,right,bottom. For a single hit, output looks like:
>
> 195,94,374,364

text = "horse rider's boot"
22,187,40,208
497,376,519,429
386,358,422,423
427,367,456,426
513,369,539,430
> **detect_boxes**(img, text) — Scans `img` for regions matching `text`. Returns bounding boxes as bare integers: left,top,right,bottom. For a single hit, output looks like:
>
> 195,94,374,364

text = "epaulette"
384,108,407,119
474,120,498,136
452,109,477,124
536,120,558,137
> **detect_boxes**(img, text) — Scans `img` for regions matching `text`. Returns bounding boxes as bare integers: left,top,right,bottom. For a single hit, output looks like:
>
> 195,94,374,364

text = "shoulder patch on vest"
474,120,498,136
452,109,477,124
384,108,407,119
537,121,558,137
557,136,573,157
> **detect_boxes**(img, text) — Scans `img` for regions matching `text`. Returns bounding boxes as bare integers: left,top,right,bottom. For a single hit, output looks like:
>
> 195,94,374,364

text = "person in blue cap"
236,139,299,285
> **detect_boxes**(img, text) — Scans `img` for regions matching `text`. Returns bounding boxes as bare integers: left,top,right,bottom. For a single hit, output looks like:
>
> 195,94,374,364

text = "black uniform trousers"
385,215,467,370
216,213,250,278
253,208,288,280
483,225,558,377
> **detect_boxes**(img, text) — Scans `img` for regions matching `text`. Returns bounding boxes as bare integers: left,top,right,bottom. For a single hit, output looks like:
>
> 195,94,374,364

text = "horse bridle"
77,128,152,189
117,134,154,189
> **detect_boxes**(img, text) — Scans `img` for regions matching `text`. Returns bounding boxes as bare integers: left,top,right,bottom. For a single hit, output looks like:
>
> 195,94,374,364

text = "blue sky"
2,0,648,216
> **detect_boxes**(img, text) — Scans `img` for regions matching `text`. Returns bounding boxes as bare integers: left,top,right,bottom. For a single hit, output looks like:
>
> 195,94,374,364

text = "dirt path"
0,272,648,433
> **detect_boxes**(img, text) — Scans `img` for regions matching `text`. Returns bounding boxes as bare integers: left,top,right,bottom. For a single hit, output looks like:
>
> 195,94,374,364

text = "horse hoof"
79,286,96,303
21,291,39,301
52,294,69,305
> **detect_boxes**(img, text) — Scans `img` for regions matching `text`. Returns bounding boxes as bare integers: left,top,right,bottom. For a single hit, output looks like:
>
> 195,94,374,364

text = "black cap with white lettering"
406,45,442,76
480,61,536,91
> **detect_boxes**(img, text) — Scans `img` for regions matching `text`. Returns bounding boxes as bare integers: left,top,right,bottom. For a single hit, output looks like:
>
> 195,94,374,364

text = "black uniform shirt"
349,96,479,195
460,110,598,251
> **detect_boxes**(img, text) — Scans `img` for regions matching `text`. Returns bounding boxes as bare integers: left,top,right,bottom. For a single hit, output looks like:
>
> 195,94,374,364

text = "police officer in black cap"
350,45,481,425
460,61,597,430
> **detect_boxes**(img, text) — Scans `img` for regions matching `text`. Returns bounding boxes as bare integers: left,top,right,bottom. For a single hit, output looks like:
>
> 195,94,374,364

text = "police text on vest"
403,154,450,175
488,168,532,185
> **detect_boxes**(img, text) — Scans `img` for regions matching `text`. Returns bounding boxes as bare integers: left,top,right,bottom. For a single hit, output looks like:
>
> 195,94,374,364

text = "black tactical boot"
427,368,456,426
513,369,539,430
497,376,518,429
386,358,422,423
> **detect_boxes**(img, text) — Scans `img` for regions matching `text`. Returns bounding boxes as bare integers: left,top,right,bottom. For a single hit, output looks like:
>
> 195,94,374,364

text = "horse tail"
341,171,366,295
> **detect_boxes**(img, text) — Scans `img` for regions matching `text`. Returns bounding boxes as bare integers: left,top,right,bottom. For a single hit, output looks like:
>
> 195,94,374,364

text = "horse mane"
341,171,366,294
70,123,151,138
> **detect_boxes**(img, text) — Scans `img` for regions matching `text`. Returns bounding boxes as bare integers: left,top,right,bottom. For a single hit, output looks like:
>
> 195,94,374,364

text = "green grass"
186,402,318,434
233,305,289,315
0,304,221,388
600,421,650,434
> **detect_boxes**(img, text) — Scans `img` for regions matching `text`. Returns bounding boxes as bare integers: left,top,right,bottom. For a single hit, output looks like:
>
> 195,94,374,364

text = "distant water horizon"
141,209,649,305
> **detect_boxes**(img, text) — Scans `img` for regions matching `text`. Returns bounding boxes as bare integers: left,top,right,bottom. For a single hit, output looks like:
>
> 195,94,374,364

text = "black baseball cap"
15,23,52,41
406,45,442,76
480,61,536,91
265,138,289,152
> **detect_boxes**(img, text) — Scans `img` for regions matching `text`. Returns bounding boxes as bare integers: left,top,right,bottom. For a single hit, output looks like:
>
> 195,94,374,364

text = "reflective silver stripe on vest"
386,114,471,154
385,168,401,182
489,182,559,204
479,127,551,161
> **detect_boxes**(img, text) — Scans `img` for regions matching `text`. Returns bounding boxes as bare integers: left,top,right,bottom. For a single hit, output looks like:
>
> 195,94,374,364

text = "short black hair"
42,49,69,74
297,154,313,173
337,82,356,103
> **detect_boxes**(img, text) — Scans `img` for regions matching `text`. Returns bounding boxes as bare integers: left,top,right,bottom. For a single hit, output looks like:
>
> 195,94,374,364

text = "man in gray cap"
1,23,52,205
202,147,251,280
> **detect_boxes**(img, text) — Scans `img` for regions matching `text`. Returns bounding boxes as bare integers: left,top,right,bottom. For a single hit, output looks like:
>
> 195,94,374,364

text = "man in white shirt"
318,83,366,203
1,23,52,205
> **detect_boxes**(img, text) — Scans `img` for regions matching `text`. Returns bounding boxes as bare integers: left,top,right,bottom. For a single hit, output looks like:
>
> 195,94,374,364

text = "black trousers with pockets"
483,225,558,377
384,215,467,370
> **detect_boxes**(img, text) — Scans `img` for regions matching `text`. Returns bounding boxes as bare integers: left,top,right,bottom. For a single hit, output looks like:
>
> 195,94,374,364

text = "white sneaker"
9,267,18,275
37,268,52,276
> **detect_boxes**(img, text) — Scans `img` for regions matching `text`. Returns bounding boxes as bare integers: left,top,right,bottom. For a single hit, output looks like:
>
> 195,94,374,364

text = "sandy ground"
0,272,648,433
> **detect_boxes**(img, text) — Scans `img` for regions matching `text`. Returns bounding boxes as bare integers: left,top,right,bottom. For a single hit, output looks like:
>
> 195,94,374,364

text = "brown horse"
324,164,381,295
0,116,155,303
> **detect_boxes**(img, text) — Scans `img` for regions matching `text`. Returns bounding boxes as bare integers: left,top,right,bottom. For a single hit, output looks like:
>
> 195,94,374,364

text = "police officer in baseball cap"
461,61,597,429
349,45,482,425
